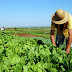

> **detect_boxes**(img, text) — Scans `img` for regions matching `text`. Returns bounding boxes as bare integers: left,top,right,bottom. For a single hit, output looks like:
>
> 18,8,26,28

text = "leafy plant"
0,32,72,72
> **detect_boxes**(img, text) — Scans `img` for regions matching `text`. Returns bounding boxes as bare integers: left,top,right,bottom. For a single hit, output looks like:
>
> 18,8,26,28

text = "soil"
17,33,42,37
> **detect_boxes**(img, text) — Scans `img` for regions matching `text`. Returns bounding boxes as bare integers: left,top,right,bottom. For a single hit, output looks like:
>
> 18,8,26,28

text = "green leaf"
70,59,72,70
10,55,20,65
0,46,4,53
50,68,58,72
23,65,28,72
60,65,65,71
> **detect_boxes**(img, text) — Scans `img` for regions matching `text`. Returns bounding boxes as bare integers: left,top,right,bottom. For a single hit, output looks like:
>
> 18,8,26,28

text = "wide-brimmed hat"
52,9,69,24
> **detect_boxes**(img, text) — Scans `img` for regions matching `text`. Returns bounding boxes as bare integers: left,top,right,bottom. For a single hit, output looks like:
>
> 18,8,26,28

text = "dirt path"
17,33,42,37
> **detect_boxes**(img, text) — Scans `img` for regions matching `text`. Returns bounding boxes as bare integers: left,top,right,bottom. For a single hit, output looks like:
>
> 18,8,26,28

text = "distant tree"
14,27,17,31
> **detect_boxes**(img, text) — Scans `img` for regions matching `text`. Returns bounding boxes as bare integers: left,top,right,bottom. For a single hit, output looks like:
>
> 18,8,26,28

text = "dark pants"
56,34,66,47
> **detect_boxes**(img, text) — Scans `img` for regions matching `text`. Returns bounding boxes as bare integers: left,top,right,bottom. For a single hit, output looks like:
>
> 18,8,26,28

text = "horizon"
2,26,51,28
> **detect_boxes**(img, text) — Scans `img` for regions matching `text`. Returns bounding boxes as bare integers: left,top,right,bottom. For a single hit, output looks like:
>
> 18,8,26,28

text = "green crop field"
0,27,72,72
2,27,57,38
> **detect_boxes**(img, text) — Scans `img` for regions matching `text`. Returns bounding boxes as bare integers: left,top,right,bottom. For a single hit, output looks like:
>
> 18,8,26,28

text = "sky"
0,0,72,28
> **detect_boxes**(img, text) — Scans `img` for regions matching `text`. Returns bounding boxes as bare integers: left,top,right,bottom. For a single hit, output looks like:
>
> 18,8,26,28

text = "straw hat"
52,9,69,24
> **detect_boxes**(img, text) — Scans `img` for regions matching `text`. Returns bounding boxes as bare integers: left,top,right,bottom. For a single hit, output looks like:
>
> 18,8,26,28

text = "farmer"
1,27,5,31
50,9,72,54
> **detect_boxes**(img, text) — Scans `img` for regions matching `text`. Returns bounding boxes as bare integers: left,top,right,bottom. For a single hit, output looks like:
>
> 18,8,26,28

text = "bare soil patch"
17,33,42,37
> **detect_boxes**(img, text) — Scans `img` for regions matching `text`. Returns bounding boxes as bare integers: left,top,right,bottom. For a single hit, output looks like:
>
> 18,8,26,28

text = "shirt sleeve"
51,21,55,30
67,14,72,30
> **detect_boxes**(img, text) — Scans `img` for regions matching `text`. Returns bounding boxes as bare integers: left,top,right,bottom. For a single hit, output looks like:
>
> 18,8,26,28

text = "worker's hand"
66,48,70,54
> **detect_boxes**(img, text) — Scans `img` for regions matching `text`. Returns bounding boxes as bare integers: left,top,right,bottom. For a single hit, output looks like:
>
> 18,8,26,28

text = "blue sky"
0,0,72,27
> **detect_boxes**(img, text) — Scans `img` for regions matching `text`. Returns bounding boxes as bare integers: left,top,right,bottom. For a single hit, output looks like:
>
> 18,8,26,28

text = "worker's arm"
66,29,72,54
50,30,56,46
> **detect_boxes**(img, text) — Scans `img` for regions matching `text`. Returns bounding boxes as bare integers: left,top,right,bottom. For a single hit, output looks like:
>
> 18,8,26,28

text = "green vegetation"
0,32,72,72
3,27,57,38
